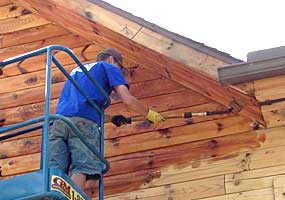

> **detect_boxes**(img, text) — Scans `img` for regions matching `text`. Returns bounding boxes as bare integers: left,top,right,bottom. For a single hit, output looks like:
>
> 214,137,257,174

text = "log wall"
1,1,284,200
101,76,285,200
0,1,229,198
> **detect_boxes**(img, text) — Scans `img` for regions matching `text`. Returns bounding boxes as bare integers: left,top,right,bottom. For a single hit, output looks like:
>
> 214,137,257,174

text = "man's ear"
105,56,112,64
108,56,116,65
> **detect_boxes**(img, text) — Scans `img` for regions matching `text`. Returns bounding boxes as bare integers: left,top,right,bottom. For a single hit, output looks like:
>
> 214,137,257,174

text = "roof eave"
88,0,243,64
218,56,285,85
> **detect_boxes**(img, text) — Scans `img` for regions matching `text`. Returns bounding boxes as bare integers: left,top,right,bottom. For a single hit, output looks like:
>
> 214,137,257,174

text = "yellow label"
51,175,86,200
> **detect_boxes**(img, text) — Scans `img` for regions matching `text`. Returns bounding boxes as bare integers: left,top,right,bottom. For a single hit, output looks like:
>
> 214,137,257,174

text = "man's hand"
111,115,131,127
146,109,165,123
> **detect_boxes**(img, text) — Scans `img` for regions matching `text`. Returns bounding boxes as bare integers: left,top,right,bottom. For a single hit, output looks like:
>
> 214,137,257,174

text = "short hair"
96,52,111,62
96,48,124,69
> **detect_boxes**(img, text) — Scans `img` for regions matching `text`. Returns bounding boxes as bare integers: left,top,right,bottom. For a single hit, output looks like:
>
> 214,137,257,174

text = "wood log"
0,65,173,97
274,175,285,189
204,188,274,200
0,3,29,20
0,0,12,7
0,103,227,158
107,130,263,177
226,165,285,193
0,13,49,34
0,71,182,101
1,24,69,48
105,103,227,139
250,145,285,170
1,45,84,77
0,82,64,109
133,27,225,77
273,176,285,200
0,65,162,109
104,116,254,157
0,115,255,163
0,110,243,161
105,90,209,117
0,152,40,176
0,103,225,143
1,90,208,125
261,101,285,128
255,75,285,102
0,135,41,159
0,44,141,78
103,176,225,200
0,33,89,60
254,75,285,128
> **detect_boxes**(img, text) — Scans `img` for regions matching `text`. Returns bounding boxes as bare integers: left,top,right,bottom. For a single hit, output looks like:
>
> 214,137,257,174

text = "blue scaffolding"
0,45,110,200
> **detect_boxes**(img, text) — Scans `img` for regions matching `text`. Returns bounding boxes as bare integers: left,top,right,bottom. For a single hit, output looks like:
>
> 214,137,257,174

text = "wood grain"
12,0,265,126
0,3,29,20
0,13,49,34
1,24,69,48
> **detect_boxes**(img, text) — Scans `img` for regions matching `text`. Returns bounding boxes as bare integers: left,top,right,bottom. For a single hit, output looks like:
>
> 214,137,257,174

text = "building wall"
2,1,285,200
103,76,285,200
0,2,228,199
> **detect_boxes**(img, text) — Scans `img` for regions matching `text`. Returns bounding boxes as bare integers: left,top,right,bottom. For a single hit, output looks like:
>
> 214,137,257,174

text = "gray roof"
89,0,243,64
218,46,285,85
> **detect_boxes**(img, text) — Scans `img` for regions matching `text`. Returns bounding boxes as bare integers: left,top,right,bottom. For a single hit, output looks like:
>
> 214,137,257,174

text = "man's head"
96,48,124,69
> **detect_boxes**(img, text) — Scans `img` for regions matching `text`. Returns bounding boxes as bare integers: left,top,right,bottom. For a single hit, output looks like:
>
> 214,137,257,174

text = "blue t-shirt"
56,61,128,124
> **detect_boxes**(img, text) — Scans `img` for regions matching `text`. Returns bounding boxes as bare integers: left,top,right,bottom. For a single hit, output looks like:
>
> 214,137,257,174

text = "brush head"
229,99,246,113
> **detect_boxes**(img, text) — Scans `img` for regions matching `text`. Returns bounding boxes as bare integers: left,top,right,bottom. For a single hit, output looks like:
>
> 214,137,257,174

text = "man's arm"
114,85,164,123
114,85,148,116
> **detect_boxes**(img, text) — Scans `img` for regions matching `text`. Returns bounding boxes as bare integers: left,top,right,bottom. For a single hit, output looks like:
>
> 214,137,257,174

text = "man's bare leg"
71,173,86,190
85,179,98,190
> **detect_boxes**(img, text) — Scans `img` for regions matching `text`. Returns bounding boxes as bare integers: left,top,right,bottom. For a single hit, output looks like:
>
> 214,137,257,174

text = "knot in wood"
215,122,224,131
110,138,119,147
159,129,171,138
209,139,219,149
25,76,38,85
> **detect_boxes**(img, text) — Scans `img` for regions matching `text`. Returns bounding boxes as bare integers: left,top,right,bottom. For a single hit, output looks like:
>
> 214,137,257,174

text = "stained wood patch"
0,3,30,20
0,44,142,78
105,103,227,139
2,136,283,197
12,0,264,126
0,13,49,34
1,90,208,125
1,24,69,48
0,45,94,78
0,0,12,7
0,33,89,60
0,66,162,109
107,130,262,177
0,103,225,143
0,70,182,99
0,114,255,162
104,116,254,157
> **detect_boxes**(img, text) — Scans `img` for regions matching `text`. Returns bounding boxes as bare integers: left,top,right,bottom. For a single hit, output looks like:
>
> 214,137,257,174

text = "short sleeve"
104,63,129,89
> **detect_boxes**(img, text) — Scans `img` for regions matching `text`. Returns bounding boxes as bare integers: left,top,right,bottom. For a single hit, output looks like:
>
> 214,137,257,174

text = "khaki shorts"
48,117,102,179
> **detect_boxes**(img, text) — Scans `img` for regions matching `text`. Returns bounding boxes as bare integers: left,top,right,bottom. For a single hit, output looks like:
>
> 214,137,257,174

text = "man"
48,48,164,190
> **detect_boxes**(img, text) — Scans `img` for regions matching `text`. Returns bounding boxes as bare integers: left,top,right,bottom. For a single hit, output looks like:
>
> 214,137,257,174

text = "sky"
103,0,285,61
